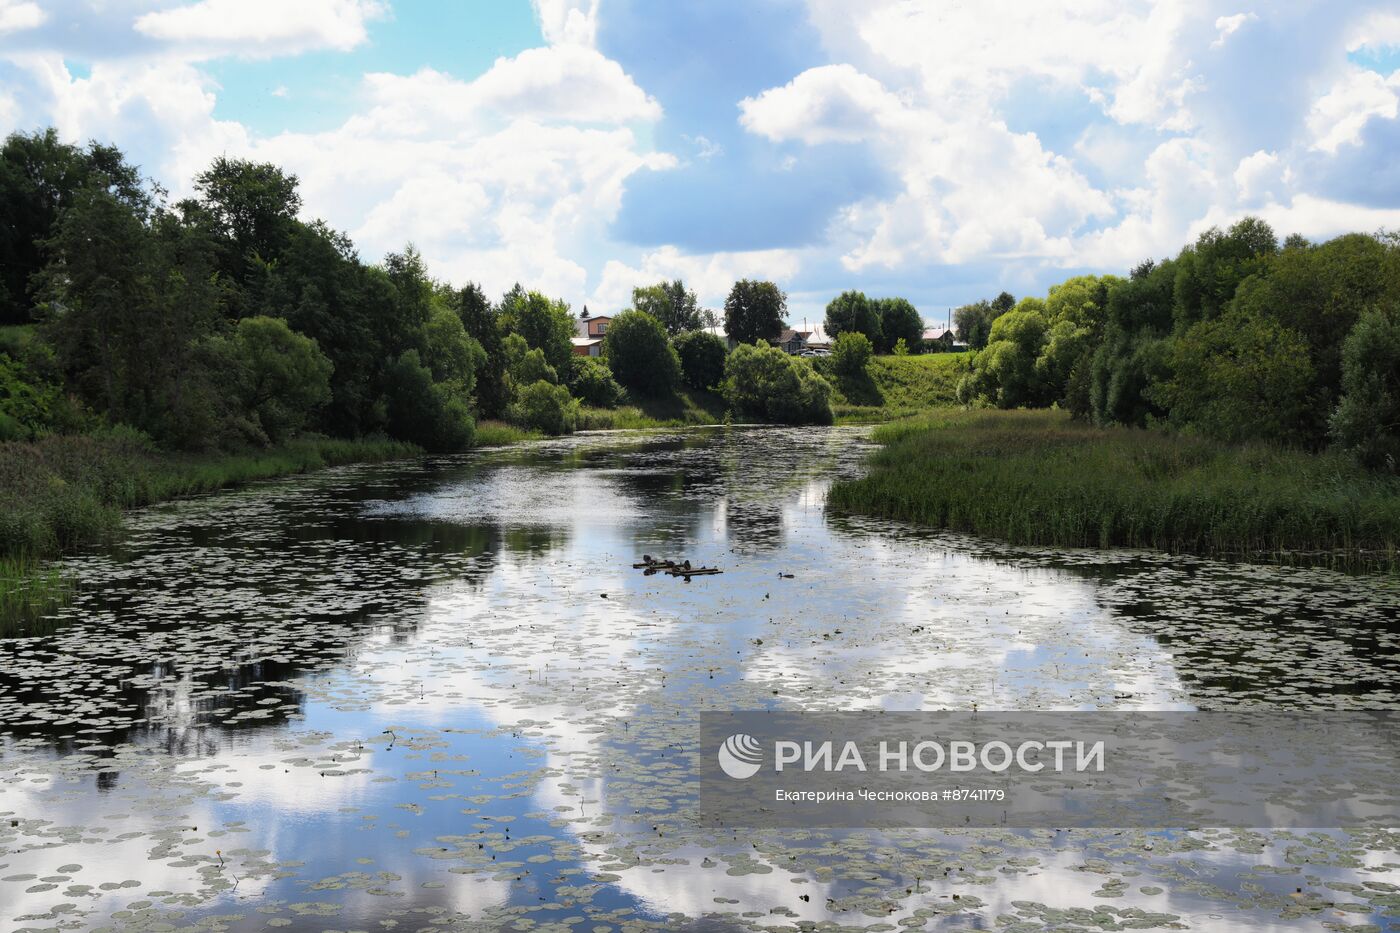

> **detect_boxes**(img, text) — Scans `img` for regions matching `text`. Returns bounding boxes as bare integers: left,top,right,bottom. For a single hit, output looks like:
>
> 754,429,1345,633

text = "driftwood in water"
634,556,722,577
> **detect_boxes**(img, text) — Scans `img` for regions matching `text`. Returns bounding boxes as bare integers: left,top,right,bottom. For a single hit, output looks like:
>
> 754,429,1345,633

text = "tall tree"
195,157,302,283
824,290,882,346
724,279,785,345
457,282,508,418
498,288,575,374
872,297,922,353
0,129,148,324
632,279,701,335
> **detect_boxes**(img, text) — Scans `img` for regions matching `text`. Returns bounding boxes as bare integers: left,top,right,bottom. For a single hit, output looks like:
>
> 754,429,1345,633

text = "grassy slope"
578,387,726,430
828,408,1400,568
827,352,970,422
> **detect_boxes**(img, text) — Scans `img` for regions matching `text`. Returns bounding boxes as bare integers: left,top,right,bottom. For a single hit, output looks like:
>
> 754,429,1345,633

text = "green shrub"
603,310,681,395
1157,308,1315,445
1330,307,1400,471
509,379,578,435
217,316,333,445
673,329,727,390
505,333,559,386
722,342,833,425
830,332,873,380
568,357,624,408
384,349,476,452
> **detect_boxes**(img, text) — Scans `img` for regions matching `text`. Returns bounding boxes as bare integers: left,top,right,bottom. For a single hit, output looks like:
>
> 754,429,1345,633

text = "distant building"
922,327,967,352
803,324,831,350
577,313,611,339
574,313,611,356
778,328,811,354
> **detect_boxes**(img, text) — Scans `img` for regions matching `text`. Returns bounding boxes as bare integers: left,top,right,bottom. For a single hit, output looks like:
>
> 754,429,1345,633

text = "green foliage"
422,305,484,401
953,299,998,350
1330,307,1400,471
672,329,728,390
829,408,1400,568
722,342,834,425
723,279,786,345
892,338,910,356
1172,216,1278,328
0,432,415,562
1156,308,1315,445
872,297,923,353
499,288,575,375
509,379,578,436
603,310,682,396
632,280,702,335
194,156,301,288
824,290,882,346
959,304,1050,408
215,316,333,445
1032,275,1117,416
38,187,226,446
0,351,79,440
0,128,149,325
830,332,873,379
457,282,508,418
383,349,476,452
504,333,559,387
568,357,624,408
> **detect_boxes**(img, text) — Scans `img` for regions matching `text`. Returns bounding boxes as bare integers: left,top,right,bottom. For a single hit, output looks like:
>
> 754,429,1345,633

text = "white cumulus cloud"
0,0,43,34
134,0,386,58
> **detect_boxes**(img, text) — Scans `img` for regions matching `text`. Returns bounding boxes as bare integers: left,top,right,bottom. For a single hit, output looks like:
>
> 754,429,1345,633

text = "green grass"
578,387,726,430
475,420,541,446
0,432,419,562
0,431,422,629
0,556,73,636
827,352,970,422
828,408,1400,569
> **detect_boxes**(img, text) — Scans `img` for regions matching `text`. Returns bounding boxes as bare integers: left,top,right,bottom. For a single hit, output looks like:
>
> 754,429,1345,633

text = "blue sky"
2,0,1399,323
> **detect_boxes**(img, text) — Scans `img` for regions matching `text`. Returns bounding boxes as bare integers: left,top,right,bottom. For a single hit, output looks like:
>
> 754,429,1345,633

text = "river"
1,426,1397,931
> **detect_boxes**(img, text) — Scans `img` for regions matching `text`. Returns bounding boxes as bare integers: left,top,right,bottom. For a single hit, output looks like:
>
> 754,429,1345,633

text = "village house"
922,327,968,353
573,312,610,357
778,328,811,354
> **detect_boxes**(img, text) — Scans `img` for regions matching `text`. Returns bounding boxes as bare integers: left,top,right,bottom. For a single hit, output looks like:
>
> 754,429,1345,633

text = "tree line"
0,129,853,452
952,218,1400,471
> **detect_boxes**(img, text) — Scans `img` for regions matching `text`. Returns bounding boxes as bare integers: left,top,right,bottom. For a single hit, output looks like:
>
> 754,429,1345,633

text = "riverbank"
828,408,1400,568
0,432,420,561
578,387,726,430
0,433,420,627
826,352,970,423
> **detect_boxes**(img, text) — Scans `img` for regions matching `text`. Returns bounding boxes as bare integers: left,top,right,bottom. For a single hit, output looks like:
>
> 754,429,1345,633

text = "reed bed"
828,408,1400,569
0,432,418,561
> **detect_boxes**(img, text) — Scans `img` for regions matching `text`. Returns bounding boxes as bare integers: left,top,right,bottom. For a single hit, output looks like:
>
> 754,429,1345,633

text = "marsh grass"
0,432,418,562
829,408,1400,569
475,420,541,446
0,556,73,635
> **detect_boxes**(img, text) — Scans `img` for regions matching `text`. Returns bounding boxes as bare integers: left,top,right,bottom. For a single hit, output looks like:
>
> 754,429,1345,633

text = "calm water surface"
1,426,1397,932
